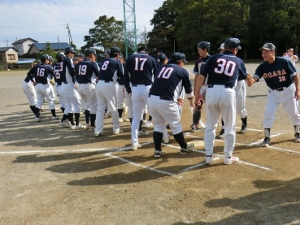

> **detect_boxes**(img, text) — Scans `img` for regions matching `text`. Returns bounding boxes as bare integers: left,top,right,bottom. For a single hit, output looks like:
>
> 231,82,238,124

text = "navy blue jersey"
117,62,125,85
62,57,76,83
25,65,38,82
75,59,99,84
53,62,63,85
193,55,210,74
98,57,123,82
32,63,54,84
200,51,247,87
254,57,297,89
149,63,193,101
124,52,159,91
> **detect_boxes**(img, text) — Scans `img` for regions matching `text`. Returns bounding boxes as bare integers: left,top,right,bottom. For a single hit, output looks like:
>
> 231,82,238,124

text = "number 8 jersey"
200,51,247,87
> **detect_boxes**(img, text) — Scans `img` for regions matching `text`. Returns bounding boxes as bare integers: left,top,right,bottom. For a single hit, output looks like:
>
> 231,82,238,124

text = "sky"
0,0,164,48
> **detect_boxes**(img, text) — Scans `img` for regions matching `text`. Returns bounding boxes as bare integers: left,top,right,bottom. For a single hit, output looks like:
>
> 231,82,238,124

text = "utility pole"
57,35,60,51
4,39,8,47
66,23,73,45
123,0,137,58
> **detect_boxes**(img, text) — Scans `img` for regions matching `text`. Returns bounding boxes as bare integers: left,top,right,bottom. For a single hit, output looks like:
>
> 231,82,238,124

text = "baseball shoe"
89,126,95,132
113,129,122,135
163,134,170,144
224,156,240,165
217,128,225,138
59,121,68,126
205,155,213,165
119,118,123,123
180,143,194,154
138,129,149,136
144,120,153,128
190,124,199,132
154,150,165,158
131,143,142,150
261,137,270,146
240,124,247,133
104,112,111,119
198,119,206,128
94,132,104,137
63,121,71,128
70,124,86,130
52,116,59,120
35,117,41,122
295,133,300,143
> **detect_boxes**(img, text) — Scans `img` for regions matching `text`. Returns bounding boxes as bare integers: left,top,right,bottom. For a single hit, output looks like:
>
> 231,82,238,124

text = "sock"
68,113,74,125
74,113,80,126
129,118,132,124
51,109,56,117
85,110,90,124
90,114,96,127
61,114,68,122
153,131,163,151
241,116,247,125
149,115,152,121
193,105,201,125
173,132,187,149
139,120,143,131
30,105,36,115
294,125,300,134
221,118,225,128
143,113,146,120
61,107,65,113
264,128,271,138
118,109,123,118
35,108,40,118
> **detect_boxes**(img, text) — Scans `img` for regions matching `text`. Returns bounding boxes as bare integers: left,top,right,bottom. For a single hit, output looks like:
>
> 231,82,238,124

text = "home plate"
191,140,204,147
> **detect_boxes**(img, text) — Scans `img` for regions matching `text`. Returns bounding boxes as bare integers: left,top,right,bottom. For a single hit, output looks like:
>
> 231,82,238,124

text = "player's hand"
295,89,300,100
247,78,254,87
177,98,184,106
195,93,203,106
33,81,37,86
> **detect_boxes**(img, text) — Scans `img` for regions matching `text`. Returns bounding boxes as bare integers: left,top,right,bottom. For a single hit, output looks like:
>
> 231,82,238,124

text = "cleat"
240,124,247,133
113,129,122,135
205,155,213,165
261,137,270,146
295,133,300,143
52,116,59,120
144,121,153,128
35,117,41,122
131,143,142,150
138,129,149,136
224,156,240,165
180,143,194,154
94,132,104,137
190,125,199,132
154,150,165,158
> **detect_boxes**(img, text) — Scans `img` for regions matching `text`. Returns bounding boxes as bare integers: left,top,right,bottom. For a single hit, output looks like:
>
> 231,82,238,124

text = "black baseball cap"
76,53,85,58
110,46,121,54
157,53,167,64
224,38,242,50
259,42,276,51
171,52,187,63
137,46,148,52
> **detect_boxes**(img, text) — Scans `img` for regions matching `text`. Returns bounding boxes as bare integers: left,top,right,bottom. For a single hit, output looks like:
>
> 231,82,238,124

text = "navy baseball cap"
76,53,85,58
137,46,148,52
110,46,121,53
259,42,276,51
171,52,187,63
157,53,167,64
218,43,225,50
224,38,242,50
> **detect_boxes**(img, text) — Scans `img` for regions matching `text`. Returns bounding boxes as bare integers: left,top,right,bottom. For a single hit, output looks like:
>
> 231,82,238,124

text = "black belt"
272,84,291,92
79,82,91,84
132,83,150,87
208,84,233,89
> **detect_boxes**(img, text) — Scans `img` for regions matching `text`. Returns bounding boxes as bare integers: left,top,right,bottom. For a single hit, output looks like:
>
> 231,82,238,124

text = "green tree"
42,42,56,61
81,15,124,53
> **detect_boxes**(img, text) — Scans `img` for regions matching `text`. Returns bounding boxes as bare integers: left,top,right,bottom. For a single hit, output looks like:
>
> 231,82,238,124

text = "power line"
0,24,66,28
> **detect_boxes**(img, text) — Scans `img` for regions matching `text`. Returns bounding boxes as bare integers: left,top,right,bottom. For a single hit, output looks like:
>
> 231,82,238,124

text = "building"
0,47,19,70
28,42,70,54
11,38,38,55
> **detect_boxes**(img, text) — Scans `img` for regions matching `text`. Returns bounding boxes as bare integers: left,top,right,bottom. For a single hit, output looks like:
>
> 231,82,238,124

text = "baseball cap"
224,38,242,50
218,43,225,50
137,46,148,52
110,46,121,54
76,53,85,58
171,52,187,63
259,42,276,51
157,53,167,64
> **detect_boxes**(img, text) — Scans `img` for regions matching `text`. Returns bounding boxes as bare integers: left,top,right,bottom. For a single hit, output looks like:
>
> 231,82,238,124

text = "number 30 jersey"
149,63,194,101
200,51,247,88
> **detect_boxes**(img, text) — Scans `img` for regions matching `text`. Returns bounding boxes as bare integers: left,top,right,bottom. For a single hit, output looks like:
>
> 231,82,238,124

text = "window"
8,54,16,60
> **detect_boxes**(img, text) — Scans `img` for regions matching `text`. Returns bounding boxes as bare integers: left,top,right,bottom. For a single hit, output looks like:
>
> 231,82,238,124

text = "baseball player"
116,53,126,122
94,46,123,136
191,41,211,132
248,42,300,145
148,52,195,158
282,48,298,66
124,46,159,150
53,52,68,126
60,47,85,130
75,48,98,130
195,38,250,165
32,54,58,121
22,66,38,116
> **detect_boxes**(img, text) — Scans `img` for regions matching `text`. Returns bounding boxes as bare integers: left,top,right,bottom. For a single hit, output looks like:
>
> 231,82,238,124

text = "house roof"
12,38,38,45
30,42,70,51
15,59,36,65
0,47,18,52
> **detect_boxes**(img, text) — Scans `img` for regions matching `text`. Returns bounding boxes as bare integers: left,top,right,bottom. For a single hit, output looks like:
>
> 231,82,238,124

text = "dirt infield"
1,64,300,225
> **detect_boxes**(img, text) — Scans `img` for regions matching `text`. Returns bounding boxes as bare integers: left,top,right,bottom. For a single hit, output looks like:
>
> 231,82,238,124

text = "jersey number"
278,76,286,82
134,58,147,71
78,65,87,75
101,61,109,70
37,68,45,77
157,67,173,79
214,58,236,76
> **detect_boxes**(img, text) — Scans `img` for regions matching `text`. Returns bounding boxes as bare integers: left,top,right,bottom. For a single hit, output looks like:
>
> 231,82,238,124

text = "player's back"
35,64,54,84
98,57,123,82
